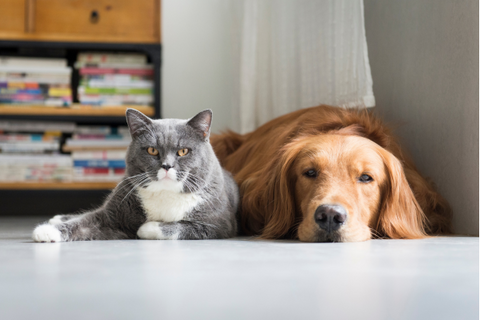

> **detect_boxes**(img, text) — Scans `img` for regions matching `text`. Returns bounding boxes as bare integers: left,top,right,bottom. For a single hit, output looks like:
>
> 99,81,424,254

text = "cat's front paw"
32,224,63,243
137,221,162,240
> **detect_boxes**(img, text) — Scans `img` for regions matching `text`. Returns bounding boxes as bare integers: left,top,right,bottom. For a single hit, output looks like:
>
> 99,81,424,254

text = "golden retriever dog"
211,105,451,242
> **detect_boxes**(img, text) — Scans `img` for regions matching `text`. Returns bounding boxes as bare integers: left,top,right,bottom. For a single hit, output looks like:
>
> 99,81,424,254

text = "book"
0,141,60,153
72,134,126,140
78,87,152,95
0,120,76,133
65,139,131,148
76,52,153,106
0,154,72,182
84,79,154,89
0,83,72,105
73,167,125,182
0,57,67,67
0,134,57,142
73,159,126,168
79,67,154,76
0,66,72,74
74,125,112,135
77,53,147,65
78,94,153,105
71,150,127,160
80,73,152,81
0,63,72,105
0,73,71,84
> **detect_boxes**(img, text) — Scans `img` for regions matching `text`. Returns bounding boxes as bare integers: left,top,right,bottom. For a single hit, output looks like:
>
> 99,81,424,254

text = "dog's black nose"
161,164,172,171
315,204,347,233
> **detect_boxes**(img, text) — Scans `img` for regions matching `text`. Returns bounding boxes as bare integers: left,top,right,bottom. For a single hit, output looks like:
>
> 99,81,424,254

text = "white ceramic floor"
0,217,478,320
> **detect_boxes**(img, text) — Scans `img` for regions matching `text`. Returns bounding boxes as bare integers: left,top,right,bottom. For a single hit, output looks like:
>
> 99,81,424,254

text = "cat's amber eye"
177,148,189,157
147,147,159,156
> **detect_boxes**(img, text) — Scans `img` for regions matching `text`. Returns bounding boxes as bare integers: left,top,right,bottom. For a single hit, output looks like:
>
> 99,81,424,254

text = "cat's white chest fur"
137,180,201,222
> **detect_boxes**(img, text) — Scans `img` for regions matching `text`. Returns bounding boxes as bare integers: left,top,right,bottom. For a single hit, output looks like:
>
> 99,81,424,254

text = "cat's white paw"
32,224,63,243
137,221,180,240
137,221,163,240
48,215,64,225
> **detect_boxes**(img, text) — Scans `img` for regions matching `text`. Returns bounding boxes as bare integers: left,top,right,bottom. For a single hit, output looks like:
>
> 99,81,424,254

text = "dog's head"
241,133,427,242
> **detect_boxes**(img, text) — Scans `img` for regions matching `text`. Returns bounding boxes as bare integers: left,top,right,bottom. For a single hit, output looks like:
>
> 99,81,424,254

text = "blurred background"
0,0,477,236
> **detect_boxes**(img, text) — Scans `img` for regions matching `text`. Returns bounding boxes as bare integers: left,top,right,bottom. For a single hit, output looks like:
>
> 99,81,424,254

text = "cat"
32,109,239,242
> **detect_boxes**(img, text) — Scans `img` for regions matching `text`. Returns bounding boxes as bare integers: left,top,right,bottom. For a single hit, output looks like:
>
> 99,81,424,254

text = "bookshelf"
0,1,161,215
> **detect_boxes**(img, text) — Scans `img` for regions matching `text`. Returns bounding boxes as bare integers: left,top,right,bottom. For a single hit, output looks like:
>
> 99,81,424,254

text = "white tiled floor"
0,217,478,320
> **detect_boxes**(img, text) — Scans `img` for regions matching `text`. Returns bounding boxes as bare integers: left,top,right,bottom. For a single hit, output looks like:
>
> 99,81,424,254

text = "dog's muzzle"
314,204,347,234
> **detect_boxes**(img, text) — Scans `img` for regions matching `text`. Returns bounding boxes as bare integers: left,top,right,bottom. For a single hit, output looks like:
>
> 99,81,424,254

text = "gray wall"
364,0,478,235
162,0,234,133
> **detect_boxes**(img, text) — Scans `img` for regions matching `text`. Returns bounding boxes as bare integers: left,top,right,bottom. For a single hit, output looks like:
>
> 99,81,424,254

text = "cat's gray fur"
32,109,239,242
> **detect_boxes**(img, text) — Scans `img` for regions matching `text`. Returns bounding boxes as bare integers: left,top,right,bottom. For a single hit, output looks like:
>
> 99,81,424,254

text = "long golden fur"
211,105,451,242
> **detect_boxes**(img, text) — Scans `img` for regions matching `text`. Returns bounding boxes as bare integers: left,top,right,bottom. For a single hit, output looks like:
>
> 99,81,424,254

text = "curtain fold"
230,0,375,133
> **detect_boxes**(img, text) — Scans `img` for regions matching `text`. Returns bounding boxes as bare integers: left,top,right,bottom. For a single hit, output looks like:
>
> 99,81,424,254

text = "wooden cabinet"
0,0,160,43
0,1,26,34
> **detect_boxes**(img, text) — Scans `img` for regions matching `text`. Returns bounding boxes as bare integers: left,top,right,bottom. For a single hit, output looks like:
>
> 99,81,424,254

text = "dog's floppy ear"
241,140,305,239
376,149,427,239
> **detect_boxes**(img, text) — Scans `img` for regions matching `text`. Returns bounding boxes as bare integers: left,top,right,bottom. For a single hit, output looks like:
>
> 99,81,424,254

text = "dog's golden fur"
212,105,451,242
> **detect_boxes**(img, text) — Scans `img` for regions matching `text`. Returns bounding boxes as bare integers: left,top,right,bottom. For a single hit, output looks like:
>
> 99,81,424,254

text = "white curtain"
229,0,375,133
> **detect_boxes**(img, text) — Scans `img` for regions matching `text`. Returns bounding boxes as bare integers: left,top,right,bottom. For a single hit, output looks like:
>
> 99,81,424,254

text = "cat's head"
125,109,214,193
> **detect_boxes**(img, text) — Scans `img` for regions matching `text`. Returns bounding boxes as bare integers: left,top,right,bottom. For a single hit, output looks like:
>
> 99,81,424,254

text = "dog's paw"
32,224,63,243
137,221,162,240
48,215,64,225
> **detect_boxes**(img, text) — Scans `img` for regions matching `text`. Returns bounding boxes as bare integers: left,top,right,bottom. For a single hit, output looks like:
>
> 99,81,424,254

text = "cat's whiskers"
116,171,156,193
121,176,151,203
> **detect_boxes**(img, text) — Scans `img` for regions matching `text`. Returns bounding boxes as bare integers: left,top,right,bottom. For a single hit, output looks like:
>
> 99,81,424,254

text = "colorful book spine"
0,57,67,67
79,67,154,76
78,87,152,95
0,154,72,182
72,134,126,140
73,167,125,182
0,141,60,153
77,53,147,65
0,134,58,142
0,61,72,105
73,160,126,168
76,52,153,106
71,150,127,160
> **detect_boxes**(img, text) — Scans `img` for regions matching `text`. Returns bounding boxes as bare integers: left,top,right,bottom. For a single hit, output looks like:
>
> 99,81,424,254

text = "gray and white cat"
32,109,239,242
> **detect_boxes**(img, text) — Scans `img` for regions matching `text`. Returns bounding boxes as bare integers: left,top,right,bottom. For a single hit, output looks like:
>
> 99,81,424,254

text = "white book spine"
71,150,127,160
0,57,67,67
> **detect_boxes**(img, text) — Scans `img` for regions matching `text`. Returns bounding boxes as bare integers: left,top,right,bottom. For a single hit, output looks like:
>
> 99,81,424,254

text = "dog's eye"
303,169,317,178
359,174,373,183
147,147,159,156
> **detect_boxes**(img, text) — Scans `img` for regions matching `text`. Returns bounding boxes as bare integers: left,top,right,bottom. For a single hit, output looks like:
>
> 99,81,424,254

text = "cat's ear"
187,109,212,140
126,108,153,138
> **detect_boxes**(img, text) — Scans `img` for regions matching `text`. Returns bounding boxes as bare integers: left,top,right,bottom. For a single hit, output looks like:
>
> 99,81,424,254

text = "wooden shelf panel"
0,104,154,117
0,181,118,190
0,32,160,44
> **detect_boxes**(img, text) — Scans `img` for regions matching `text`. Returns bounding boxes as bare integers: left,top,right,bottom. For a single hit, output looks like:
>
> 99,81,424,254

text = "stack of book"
65,125,130,182
0,56,72,106
0,120,75,182
0,154,73,182
76,52,154,106
0,133,60,154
